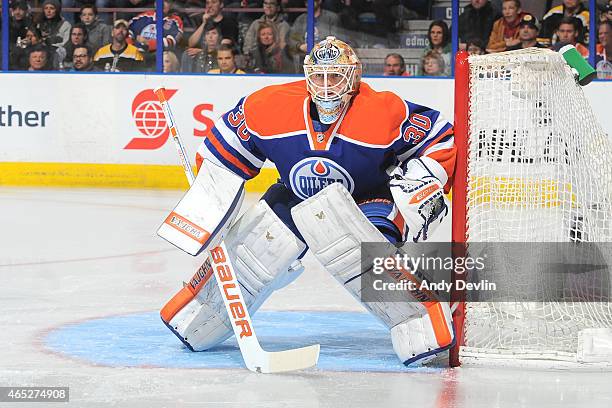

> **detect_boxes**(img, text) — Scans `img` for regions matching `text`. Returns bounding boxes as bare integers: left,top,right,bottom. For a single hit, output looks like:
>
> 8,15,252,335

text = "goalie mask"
304,36,362,124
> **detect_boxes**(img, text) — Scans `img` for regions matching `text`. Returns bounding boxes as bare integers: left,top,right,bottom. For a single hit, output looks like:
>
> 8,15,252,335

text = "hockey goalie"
158,36,457,366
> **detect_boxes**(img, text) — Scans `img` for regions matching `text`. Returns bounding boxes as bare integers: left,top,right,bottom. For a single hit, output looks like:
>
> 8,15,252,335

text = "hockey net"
450,48,612,367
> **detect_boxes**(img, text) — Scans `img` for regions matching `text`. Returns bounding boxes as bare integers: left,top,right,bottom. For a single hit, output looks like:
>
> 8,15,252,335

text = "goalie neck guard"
303,36,362,124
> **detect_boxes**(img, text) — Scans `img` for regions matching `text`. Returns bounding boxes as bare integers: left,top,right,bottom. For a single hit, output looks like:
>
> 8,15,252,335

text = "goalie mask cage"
450,48,612,368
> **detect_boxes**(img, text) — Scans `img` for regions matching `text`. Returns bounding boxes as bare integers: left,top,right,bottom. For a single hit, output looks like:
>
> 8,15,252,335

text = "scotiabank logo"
125,89,216,150
125,89,177,150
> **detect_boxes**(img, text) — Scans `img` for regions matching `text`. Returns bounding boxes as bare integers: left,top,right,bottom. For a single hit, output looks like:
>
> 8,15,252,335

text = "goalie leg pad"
161,200,306,351
391,302,454,365
291,183,454,364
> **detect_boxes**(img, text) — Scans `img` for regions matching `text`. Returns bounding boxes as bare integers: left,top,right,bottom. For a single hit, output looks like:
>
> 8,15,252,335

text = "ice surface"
1,188,610,407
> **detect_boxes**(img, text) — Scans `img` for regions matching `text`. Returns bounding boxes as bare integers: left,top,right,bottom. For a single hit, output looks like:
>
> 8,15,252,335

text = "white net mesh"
460,48,612,364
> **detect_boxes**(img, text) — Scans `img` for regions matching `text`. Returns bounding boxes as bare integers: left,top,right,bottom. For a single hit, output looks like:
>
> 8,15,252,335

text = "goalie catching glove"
389,158,449,242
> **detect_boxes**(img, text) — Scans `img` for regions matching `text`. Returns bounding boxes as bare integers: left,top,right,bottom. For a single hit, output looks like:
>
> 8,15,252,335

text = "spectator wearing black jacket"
37,0,72,47
188,0,239,48
248,21,293,73
71,45,97,71
10,25,59,70
458,0,501,49
9,0,32,45
27,44,55,71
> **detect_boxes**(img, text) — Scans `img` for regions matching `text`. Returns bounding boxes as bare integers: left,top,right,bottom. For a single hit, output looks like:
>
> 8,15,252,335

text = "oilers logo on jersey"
289,157,354,200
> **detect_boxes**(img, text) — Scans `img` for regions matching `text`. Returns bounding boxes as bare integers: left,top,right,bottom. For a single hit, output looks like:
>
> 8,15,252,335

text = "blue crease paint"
44,311,442,373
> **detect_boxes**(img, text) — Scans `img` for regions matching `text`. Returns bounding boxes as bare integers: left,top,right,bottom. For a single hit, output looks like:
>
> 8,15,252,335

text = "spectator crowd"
5,0,612,79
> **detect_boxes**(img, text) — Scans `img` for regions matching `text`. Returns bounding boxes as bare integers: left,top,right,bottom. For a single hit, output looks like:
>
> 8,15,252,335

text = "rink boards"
0,73,609,192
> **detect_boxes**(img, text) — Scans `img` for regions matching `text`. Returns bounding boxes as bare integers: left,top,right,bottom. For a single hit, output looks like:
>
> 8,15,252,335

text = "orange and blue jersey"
128,11,183,51
197,80,455,195
196,80,455,240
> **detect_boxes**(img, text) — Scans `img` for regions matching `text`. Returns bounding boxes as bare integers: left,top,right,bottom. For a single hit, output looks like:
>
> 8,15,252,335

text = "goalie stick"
154,87,320,373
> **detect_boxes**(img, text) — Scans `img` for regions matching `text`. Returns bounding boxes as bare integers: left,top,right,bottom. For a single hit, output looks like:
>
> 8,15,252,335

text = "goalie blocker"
157,160,245,256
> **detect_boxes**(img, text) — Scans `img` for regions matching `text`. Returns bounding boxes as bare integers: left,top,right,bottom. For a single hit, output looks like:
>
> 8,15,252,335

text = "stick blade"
250,344,320,374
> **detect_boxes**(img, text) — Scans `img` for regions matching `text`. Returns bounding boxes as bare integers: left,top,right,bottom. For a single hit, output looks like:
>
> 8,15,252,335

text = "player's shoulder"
339,81,408,146
353,81,407,120
243,80,309,137
245,80,308,107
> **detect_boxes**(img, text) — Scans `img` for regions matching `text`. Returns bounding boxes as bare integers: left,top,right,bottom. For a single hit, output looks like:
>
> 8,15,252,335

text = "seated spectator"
79,5,111,54
383,53,409,76
554,16,588,58
422,20,451,75
71,44,96,71
9,0,33,46
60,0,111,24
242,0,290,55
10,25,34,69
129,0,183,53
188,0,239,48
506,14,546,50
163,50,180,72
93,19,145,71
114,0,155,22
540,0,589,47
459,0,501,48
280,0,305,24
10,26,59,69
486,0,527,53
596,21,612,78
420,50,445,77
9,0,33,70
128,0,183,70
600,3,612,23
466,38,486,55
208,45,246,73
370,0,430,35
182,21,221,72
38,0,72,48
248,21,294,73
57,23,88,70
27,45,53,71
288,0,340,62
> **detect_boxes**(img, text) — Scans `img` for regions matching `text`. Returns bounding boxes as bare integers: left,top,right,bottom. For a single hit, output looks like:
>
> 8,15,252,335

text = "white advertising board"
0,73,609,188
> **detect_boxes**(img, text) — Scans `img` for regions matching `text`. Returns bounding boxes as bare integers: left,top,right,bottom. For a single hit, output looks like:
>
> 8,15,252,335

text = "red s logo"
124,89,178,150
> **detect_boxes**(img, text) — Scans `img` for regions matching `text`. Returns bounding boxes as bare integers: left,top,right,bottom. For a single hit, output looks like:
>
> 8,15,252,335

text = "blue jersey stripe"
414,122,453,157
203,138,253,180
210,127,260,175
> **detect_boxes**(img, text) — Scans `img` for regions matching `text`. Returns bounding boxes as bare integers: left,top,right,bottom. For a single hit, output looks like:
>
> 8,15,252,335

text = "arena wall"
0,73,609,191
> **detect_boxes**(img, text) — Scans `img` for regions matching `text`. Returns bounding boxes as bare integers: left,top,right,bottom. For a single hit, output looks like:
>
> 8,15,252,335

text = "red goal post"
449,50,469,368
